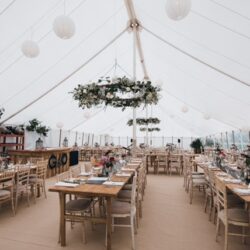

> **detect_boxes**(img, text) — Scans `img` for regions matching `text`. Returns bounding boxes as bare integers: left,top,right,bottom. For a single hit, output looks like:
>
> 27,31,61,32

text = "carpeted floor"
0,174,249,250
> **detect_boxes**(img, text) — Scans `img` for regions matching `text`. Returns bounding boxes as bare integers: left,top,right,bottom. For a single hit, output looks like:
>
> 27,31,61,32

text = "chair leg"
215,217,220,242
189,185,193,204
242,227,246,244
112,217,114,233
82,220,87,244
134,216,137,235
224,224,228,250
204,194,208,213
43,180,47,199
130,216,135,250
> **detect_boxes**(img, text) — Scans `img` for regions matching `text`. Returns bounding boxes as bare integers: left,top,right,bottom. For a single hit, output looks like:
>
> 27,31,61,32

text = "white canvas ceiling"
0,0,250,138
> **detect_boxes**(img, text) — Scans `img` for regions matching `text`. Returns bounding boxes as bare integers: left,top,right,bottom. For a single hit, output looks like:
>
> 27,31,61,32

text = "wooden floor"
0,174,249,250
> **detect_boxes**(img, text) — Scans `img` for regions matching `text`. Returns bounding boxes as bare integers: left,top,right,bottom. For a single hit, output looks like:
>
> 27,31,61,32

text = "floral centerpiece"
127,117,160,126
71,76,160,111
140,127,160,132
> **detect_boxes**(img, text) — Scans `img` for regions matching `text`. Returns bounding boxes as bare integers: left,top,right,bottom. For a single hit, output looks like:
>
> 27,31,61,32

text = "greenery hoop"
140,127,160,132
71,76,160,111
127,117,160,126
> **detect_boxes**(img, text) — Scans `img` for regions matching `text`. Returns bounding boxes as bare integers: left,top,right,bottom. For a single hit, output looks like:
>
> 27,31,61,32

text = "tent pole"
132,20,137,154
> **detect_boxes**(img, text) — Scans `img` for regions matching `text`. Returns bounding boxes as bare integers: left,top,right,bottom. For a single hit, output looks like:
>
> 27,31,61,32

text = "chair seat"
118,190,131,199
111,200,131,214
218,208,249,224
66,198,92,212
192,178,206,185
123,184,132,190
29,178,43,184
0,189,11,200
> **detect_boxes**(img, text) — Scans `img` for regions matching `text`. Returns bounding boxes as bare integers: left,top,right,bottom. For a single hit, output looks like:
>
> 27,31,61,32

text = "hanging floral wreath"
71,76,160,111
140,127,160,132
127,117,160,126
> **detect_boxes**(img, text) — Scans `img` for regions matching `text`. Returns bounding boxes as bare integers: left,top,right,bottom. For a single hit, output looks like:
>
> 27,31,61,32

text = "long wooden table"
49,174,132,250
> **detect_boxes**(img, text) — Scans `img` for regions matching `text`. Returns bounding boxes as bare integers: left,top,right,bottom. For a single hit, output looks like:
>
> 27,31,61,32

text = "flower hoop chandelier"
71,76,160,111
127,117,160,126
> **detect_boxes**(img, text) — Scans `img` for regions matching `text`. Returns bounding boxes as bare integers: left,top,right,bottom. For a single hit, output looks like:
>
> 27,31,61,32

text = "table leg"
106,197,112,250
59,193,66,246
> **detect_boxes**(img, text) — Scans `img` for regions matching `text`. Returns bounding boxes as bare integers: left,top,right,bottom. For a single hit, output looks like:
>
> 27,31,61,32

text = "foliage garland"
26,118,50,137
71,76,160,111
140,127,160,132
127,117,160,126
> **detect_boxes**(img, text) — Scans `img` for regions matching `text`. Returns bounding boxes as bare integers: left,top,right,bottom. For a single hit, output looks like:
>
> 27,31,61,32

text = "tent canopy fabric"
0,0,250,138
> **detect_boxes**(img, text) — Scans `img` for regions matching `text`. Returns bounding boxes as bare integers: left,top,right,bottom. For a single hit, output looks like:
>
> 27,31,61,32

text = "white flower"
146,92,153,101
126,87,130,91
106,92,114,99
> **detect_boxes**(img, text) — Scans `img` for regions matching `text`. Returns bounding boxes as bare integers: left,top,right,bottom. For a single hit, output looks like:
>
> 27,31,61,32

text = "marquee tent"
0,0,250,140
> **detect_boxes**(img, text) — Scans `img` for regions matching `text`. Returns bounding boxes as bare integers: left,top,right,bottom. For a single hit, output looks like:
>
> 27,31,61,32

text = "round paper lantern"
84,112,91,119
203,113,211,120
241,126,250,132
56,122,64,129
165,0,191,21
53,15,75,39
21,40,40,58
181,105,189,113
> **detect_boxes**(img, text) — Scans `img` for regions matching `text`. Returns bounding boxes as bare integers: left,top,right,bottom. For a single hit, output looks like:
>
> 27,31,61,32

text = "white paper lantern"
203,113,211,120
165,0,191,21
53,15,75,39
241,126,250,132
181,105,189,113
56,122,64,129
21,40,40,58
84,112,91,119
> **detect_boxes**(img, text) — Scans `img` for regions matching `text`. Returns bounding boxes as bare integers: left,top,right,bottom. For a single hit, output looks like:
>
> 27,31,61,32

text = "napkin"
103,181,125,186
121,168,136,172
223,178,241,184
116,173,131,177
55,181,79,187
233,188,250,195
79,172,91,176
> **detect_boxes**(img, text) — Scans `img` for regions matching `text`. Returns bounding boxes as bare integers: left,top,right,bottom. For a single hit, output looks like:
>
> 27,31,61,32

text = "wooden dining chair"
29,160,47,201
0,171,15,216
215,178,250,250
56,171,92,244
108,175,137,250
156,155,167,174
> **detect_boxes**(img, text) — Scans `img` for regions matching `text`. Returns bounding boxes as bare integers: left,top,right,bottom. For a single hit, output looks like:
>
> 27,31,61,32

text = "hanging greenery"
0,108,5,119
26,118,50,137
71,76,160,111
140,127,160,132
127,117,160,126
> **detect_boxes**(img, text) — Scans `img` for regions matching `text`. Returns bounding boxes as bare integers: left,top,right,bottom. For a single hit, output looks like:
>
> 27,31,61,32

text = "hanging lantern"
56,122,64,129
62,137,68,147
203,113,211,120
21,40,40,58
53,15,75,39
84,112,91,119
241,126,250,132
35,137,43,149
165,0,191,21
181,105,189,113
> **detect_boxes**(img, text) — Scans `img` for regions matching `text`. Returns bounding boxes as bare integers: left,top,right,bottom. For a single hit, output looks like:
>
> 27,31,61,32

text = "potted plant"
190,138,203,154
